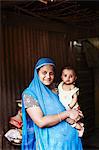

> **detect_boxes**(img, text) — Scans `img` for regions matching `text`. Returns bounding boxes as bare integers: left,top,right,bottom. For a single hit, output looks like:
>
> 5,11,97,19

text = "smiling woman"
38,64,55,86
22,57,83,150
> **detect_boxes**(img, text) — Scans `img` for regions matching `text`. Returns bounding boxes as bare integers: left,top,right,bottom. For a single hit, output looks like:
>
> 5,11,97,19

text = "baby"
58,66,84,137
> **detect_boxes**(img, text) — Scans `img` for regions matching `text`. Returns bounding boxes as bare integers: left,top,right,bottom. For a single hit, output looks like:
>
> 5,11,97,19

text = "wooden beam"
37,0,48,4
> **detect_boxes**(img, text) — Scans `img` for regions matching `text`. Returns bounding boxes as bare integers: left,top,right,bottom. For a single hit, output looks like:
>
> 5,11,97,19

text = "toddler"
58,66,84,137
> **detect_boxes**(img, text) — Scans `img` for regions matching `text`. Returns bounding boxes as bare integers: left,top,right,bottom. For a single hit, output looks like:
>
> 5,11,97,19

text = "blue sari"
22,58,83,150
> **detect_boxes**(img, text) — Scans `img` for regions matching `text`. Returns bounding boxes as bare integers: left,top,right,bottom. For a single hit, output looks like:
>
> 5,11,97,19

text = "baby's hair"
61,66,77,76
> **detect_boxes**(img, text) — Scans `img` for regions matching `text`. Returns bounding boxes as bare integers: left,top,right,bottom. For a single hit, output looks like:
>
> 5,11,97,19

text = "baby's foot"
78,126,84,137
80,122,84,127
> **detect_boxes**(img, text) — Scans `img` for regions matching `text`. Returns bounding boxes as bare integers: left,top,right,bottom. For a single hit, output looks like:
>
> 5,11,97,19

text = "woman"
22,58,83,150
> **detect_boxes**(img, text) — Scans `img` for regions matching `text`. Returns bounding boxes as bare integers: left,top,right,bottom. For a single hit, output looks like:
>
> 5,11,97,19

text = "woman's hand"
67,109,80,120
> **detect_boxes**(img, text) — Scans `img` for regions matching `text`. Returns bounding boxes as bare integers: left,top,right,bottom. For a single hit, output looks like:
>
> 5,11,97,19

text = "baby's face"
61,69,77,85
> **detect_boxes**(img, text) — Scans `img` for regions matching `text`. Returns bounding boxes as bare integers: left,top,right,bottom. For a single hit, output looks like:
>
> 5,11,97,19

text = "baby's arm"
68,93,78,109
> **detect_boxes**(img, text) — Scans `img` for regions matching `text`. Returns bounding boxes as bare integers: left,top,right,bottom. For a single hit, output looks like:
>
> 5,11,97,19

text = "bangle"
58,114,62,122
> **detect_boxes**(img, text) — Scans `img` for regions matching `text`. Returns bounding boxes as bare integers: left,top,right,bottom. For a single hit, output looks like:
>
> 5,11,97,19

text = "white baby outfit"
58,81,79,110
58,82,84,137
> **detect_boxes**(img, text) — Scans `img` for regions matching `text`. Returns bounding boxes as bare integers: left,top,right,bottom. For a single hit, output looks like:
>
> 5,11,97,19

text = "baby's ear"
75,76,77,80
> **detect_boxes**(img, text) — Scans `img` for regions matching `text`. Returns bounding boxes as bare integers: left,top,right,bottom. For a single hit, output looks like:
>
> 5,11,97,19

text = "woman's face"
38,64,55,86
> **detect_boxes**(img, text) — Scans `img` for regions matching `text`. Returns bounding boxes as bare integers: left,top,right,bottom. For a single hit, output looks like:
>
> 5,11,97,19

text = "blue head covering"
22,58,83,150
35,57,55,69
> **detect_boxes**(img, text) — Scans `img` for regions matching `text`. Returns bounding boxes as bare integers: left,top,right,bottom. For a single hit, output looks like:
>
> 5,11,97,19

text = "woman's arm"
23,94,80,128
27,106,69,128
26,106,80,128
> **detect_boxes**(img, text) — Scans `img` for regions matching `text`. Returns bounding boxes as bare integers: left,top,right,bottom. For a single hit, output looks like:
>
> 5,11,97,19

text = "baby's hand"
77,110,84,118
66,118,75,125
74,108,84,118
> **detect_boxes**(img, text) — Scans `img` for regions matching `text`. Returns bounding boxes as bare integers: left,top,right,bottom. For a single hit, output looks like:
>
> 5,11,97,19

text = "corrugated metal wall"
1,24,69,149
1,16,96,149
